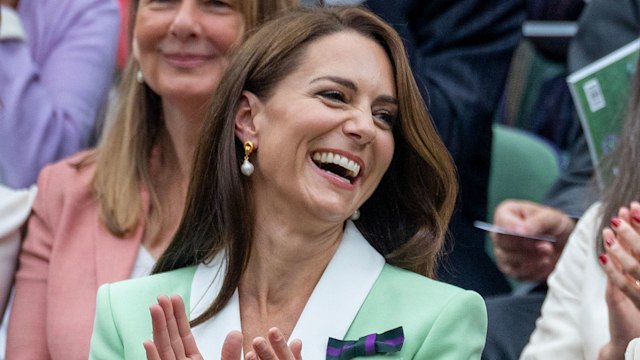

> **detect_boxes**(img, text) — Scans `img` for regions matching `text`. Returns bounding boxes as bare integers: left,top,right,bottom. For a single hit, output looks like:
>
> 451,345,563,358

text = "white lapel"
290,221,385,358
189,221,385,359
190,252,242,360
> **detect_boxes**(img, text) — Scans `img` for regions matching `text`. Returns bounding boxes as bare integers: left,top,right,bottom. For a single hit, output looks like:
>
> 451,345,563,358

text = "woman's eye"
203,0,232,8
318,90,346,103
375,110,397,129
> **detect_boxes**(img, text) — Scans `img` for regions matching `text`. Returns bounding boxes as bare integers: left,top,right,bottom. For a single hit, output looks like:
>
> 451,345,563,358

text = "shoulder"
40,150,96,186
376,264,485,306
37,150,96,203
100,266,198,305
92,266,198,358
350,264,487,358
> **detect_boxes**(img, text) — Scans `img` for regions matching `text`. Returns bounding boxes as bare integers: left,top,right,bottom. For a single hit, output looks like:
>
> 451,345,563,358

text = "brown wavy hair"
154,6,458,327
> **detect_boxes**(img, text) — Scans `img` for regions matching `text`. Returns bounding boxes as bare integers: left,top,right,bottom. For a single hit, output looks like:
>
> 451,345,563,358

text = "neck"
238,218,344,347
158,99,206,175
142,99,205,257
240,221,343,304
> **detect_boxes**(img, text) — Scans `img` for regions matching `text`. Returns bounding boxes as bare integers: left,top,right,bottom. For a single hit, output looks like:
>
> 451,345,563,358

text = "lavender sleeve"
0,0,119,188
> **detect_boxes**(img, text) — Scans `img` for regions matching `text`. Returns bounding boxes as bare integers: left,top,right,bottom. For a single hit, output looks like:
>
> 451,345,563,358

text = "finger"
150,303,176,360
492,200,530,228
144,340,162,360
268,327,294,360
221,331,243,360
499,259,552,281
629,201,640,232
289,339,303,360
610,217,640,256
511,256,553,281
157,295,186,358
600,253,640,310
169,295,200,357
494,244,554,281
493,244,542,267
245,351,258,360
493,234,541,252
252,336,279,360
617,207,630,224
605,229,640,281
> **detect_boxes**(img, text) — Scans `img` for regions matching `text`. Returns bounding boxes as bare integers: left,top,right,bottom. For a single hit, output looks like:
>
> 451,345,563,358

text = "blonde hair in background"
92,0,300,238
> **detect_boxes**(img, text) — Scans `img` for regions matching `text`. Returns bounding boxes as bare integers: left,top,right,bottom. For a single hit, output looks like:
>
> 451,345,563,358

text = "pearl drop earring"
350,209,360,221
136,69,144,84
241,141,255,176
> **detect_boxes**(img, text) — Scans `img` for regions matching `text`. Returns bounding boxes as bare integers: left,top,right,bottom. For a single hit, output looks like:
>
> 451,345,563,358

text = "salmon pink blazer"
6,151,146,359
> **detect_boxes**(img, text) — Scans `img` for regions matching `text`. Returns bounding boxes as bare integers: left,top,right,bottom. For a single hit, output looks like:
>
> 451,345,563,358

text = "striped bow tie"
326,326,404,359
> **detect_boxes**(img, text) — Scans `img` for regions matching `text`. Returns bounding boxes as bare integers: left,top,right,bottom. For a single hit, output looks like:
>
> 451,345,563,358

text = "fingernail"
605,236,614,247
599,254,608,265
611,217,621,228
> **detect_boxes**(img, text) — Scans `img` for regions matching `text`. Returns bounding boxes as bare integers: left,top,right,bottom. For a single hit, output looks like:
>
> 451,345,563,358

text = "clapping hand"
599,202,640,359
601,202,640,309
143,295,303,360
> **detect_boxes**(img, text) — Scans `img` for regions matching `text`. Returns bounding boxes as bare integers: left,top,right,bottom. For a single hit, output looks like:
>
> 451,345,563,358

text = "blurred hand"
491,200,575,281
144,294,303,360
601,201,640,310
0,0,19,9
599,202,640,359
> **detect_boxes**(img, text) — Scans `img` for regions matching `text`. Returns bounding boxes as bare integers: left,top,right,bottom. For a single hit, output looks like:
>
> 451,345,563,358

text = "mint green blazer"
89,264,487,359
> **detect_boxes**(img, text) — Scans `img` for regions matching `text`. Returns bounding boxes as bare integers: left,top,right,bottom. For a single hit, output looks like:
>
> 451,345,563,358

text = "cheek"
133,28,160,60
204,17,244,55
378,133,395,170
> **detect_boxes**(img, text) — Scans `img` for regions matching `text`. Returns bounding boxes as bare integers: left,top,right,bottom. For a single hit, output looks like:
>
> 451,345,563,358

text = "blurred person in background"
0,0,120,188
485,0,640,358
520,57,640,360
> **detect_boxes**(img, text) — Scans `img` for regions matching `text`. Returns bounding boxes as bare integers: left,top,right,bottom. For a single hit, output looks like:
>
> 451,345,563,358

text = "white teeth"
311,151,361,177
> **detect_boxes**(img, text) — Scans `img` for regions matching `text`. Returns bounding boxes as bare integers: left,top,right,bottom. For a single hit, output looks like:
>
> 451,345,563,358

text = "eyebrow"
310,76,398,105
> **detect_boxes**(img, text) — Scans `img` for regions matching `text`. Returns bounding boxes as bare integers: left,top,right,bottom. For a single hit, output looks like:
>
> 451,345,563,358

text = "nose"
170,0,202,40
343,110,377,145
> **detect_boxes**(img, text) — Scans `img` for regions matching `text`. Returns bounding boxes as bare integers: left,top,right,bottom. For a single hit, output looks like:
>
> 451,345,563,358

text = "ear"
235,90,263,144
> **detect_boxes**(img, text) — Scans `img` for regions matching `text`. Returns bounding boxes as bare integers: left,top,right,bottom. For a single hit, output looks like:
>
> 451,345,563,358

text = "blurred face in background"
133,0,244,107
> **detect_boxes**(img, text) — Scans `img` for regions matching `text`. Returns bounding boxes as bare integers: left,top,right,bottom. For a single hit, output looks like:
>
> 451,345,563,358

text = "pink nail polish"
611,217,621,228
599,254,608,265
605,237,614,247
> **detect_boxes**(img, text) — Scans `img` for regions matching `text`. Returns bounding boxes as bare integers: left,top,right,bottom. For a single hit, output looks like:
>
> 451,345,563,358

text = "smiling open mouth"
312,151,361,184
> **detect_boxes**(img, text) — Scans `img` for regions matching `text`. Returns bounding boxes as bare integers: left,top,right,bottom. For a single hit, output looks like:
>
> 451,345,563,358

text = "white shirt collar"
189,221,385,359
